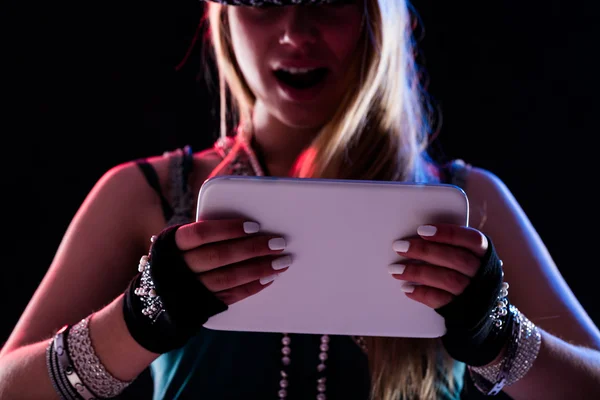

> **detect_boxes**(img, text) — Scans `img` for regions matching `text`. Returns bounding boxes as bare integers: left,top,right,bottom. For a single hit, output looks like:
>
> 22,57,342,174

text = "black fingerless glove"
123,224,228,354
435,236,512,366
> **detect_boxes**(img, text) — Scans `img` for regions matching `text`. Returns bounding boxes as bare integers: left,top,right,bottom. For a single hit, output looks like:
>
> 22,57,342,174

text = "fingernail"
417,225,437,237
401,283,416,293
243,221,260,234
272,255,293,270
392,240,410,253
260,274,279,285
388,264,406,275
268,238,286,250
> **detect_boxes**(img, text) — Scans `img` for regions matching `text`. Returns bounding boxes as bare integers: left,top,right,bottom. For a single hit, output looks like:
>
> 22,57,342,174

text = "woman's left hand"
388,223,489,309
390,223,512,367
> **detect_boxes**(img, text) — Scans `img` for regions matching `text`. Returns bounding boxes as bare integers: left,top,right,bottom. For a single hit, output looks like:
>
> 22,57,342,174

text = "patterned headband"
203,0,352,7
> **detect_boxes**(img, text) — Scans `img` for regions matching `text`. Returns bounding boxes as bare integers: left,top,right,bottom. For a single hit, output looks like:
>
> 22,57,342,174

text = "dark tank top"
134,135,469,400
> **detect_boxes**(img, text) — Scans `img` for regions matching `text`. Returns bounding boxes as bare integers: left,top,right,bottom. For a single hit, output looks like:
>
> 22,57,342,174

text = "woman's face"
227,3,364,130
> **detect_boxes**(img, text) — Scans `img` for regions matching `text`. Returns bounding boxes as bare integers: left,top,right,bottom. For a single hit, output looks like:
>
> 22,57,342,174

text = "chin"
273,100,334,131
279,113,328,130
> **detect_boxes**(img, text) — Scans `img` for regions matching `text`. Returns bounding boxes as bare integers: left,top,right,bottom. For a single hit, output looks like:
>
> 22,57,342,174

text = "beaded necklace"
213,131,368,399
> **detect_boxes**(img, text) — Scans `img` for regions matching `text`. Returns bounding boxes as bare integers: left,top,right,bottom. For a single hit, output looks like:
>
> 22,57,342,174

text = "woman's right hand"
175,219,292,305
124,219,292,354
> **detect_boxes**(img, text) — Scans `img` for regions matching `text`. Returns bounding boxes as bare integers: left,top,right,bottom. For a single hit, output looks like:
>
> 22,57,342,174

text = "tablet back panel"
196,176,469,338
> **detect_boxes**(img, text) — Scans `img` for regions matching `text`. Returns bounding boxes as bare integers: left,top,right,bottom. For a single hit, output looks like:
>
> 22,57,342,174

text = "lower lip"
274,71,330,103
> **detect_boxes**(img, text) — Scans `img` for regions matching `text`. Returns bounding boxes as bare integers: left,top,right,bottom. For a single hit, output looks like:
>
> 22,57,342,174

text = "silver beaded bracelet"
468,305,542,395
66,317,132,398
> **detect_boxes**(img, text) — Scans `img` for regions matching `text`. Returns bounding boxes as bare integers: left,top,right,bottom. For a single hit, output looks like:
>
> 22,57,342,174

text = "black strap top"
135,145,195,225
134,136,470,400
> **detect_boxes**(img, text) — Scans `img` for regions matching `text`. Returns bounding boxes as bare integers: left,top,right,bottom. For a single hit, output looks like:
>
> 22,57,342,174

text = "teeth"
279,67,318,74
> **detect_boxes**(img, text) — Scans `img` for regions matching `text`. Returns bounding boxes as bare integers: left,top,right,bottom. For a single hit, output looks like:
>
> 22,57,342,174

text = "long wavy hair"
206,1,460,398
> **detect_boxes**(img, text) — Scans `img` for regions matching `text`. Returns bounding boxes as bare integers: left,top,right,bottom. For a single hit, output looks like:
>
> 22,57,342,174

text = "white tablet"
196,176,469,338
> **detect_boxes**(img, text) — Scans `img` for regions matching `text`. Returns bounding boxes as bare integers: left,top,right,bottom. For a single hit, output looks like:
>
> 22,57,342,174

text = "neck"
250,101,320,177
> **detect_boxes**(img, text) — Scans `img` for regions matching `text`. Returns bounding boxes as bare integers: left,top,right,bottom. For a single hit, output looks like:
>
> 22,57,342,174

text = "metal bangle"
54,325,99,400
49,330,85,400
469,305,520,395
53,341,82,400
46,338,73,400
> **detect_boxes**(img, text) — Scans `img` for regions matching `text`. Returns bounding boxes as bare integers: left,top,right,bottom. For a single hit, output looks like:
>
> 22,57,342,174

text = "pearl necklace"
223,131,371,399
278,334,368,399
278,333,329,400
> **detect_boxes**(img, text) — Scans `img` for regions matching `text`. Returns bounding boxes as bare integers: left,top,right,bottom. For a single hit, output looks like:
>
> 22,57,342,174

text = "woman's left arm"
391,165,600,398
463,167,600,398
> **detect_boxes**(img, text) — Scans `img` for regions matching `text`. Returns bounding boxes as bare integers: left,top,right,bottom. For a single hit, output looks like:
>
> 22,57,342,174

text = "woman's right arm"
0,155,290,399
0,161,165,399
0,294,159,400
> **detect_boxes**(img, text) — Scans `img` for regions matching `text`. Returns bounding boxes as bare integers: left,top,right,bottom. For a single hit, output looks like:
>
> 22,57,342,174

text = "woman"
1,0,599,399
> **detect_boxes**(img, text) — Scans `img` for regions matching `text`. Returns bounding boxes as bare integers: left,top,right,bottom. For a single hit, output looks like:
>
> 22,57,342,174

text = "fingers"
175,219,261,251
415,224,488,257
393,237,480,278
389,262,470,296
184,234,287,274
171,220,290,306
391,224,494,309
401,284,455,309
214,279,277,306
199,255,292,292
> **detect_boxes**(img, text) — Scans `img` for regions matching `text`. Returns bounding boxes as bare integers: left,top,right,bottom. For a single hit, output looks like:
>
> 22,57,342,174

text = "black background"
2,0,599,398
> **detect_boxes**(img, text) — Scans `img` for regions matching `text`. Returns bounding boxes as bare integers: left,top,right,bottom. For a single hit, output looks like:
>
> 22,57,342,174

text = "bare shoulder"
458,165,517,230
82,158,169,239
461,164,600,347
463,165,508,195
0,147,226,355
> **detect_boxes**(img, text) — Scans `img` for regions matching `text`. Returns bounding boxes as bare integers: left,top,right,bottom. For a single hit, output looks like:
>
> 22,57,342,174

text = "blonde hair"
207,1,459,398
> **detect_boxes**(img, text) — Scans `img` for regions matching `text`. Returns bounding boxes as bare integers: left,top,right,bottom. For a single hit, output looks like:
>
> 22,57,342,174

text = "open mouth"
273,67,329,90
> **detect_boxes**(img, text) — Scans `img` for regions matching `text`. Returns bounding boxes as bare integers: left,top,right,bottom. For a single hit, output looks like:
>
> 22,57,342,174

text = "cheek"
227,11,270,95
321,17,363,65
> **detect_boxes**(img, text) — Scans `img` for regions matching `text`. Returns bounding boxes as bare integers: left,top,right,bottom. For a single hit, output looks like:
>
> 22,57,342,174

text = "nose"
279,8,318,50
